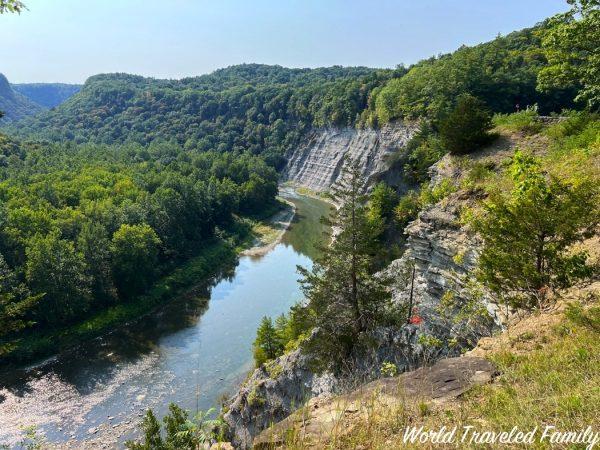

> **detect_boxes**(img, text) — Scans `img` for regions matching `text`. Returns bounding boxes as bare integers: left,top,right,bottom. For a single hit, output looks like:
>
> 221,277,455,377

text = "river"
0,190,330,448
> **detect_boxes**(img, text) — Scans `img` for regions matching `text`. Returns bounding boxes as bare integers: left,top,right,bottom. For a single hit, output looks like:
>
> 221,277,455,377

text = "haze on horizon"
1,0,569,84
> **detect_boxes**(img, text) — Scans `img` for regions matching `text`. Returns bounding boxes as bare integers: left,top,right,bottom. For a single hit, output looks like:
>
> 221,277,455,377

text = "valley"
0,1,598,448
0,190,330,448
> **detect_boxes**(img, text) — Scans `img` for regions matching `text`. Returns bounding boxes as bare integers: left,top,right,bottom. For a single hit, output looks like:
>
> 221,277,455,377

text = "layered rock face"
389,159,503,332
282,122,418,192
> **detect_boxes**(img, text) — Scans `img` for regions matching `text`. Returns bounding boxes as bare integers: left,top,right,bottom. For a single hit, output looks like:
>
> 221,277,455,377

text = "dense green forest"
0,133,278,359
5,65,395,167
4,24,587,161
11,82,82,108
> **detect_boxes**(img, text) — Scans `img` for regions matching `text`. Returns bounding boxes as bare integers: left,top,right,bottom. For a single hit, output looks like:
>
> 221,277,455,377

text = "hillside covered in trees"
0,73,43,122
11,82,82,108
4,22,589,167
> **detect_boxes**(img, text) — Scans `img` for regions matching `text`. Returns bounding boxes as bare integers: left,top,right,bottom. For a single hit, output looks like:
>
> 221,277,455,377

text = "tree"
367,182,398,224
126,404,222,450
439,94,493,155
538,0,600,110
0,0,26,14
0,253,41,338
111,224,161,298
77,221,117,306
253,316,282,366
298,161,392,371
25,232,92,326
474,151,599,309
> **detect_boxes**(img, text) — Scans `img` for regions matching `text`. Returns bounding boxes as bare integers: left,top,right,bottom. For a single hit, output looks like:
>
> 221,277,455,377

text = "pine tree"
253,316,282,366
298,160,392,371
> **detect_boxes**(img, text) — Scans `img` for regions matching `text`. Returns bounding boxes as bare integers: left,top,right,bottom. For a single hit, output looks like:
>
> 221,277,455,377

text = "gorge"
0,190,330,448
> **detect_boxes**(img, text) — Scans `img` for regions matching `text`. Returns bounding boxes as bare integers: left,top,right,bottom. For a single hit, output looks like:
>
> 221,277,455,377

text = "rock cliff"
282,122,418,192
224,153,503,448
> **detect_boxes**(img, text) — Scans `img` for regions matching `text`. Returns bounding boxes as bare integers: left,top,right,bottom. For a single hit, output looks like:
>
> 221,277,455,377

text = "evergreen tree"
439,94,493,155
474,151,599,309
253,316,282,366
298,161,392,371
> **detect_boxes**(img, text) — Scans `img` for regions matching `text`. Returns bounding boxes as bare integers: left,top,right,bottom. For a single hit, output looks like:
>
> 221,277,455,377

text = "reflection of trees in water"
0,259,240,397
281,197,331,260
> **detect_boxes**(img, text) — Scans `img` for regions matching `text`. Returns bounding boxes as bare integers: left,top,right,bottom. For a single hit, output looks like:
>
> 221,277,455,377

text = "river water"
0,190,330,448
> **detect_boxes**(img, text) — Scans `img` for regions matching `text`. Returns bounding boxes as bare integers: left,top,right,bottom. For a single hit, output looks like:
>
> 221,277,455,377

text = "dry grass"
264,287,599,449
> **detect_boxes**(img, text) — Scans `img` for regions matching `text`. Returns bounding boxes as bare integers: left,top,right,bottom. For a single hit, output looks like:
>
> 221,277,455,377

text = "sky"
0,0,569,84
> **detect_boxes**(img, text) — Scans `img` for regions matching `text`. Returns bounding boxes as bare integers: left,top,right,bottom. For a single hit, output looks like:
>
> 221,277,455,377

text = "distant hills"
0,73,43,122
0,73,81,123
11,82,81,108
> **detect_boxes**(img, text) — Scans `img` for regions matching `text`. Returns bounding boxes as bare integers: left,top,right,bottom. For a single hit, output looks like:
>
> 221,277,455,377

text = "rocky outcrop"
282,122,418,192
224,154,504,449
223,348,338,449
252,356,497,449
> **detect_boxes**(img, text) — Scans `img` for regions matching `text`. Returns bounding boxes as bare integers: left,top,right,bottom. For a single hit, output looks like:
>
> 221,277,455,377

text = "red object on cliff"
409,315,423,325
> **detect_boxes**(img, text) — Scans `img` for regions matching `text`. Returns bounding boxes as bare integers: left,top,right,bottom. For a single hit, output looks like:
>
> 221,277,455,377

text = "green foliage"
0,134,278,354
252,302,314,367
367,182,398,223
492,108,544,134
402,124,445,184
419,178,458,206
0,254,41,338
366,26,576,124
537,0,600,110
474,150,599,309
25,232,92,326
380,361,398,377
394,190,421,229
0,0,26,14
0,74,43,123
439,94,494,155
298,162,394,372
125,404,224,449
111,223,161,298
565,303,600,332
7,65,392,166
253,316,283,367
11,82,81,108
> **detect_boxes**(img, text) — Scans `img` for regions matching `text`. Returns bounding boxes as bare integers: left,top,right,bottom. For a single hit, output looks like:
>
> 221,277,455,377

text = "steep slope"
0,73,43,123
223,135,511,449
252,283,599,449
282,122,418,193
11,82,82,108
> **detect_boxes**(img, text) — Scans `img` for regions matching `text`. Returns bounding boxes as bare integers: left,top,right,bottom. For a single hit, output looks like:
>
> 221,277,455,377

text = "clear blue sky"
0,0,569,84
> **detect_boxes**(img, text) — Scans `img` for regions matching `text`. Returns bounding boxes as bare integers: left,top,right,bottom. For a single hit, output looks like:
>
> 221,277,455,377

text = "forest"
0,134,278,360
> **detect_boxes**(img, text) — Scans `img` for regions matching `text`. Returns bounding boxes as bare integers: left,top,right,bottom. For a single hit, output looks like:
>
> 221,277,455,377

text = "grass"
0,240,239,366
273,294,599,449
268,117,600,449
492,109,544,134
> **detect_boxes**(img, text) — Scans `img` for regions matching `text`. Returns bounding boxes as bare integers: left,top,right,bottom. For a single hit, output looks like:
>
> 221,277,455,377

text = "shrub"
474,151,599,309
439,94,494,155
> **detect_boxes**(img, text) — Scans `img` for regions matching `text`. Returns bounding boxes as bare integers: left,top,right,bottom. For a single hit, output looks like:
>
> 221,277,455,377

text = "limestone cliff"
282,122,418,192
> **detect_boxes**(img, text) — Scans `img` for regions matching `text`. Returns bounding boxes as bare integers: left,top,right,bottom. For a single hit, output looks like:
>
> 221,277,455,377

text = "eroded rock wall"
282,122,418,192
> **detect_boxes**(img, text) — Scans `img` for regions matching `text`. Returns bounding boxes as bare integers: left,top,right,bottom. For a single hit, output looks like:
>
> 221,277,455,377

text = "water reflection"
0,192,331,447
